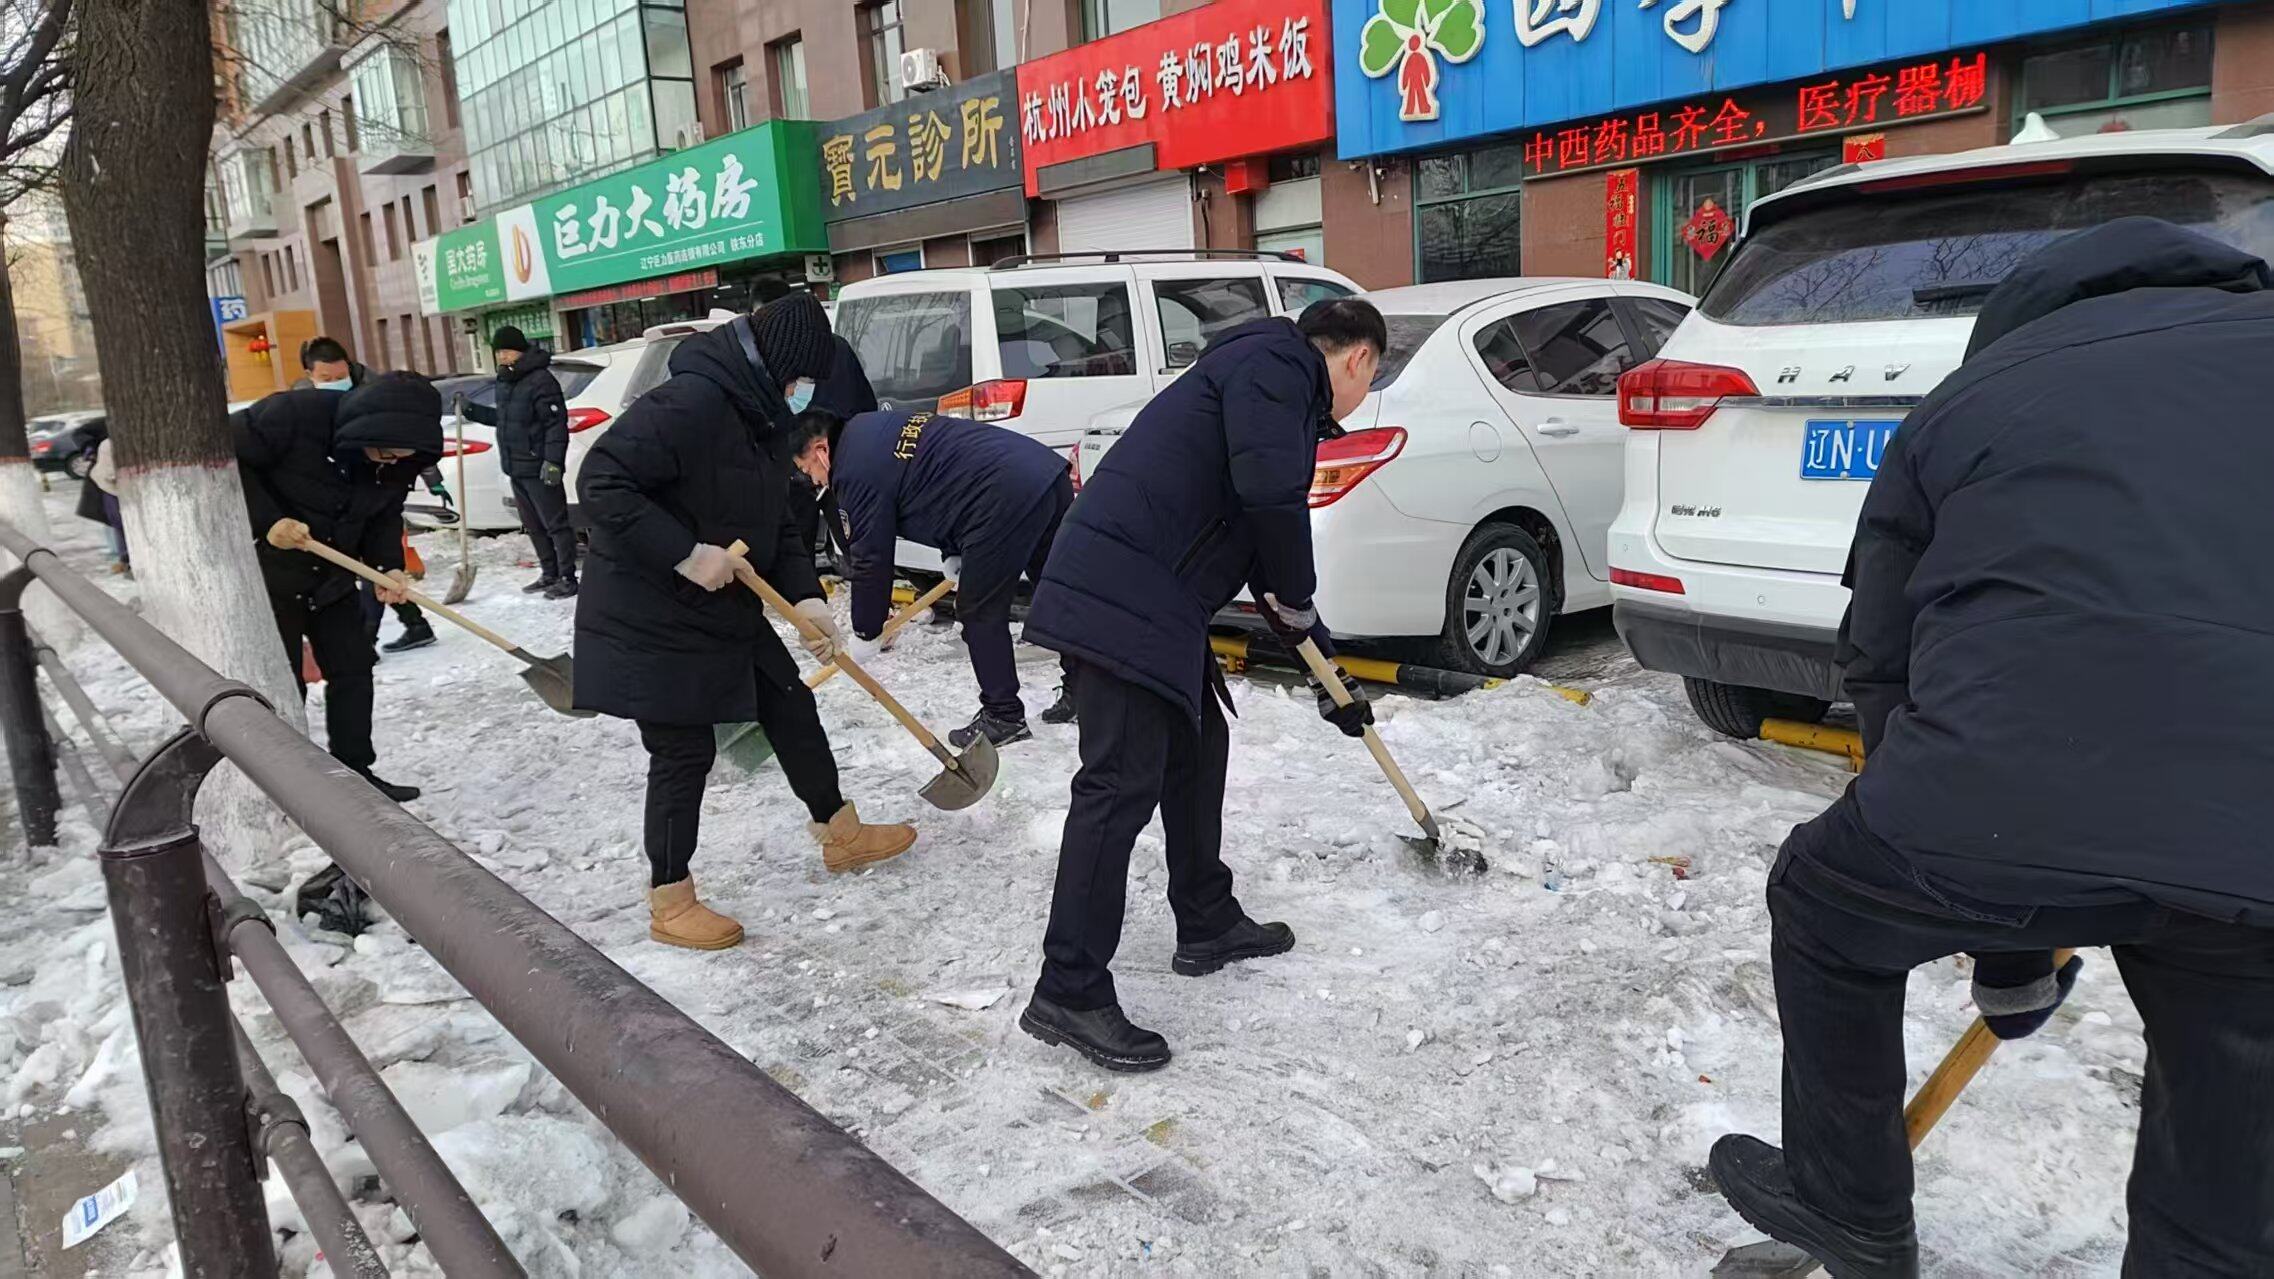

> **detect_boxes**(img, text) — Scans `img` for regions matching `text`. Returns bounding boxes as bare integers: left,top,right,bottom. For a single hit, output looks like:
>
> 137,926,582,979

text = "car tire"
64,448,94,480
1682,677,1831,739
1436,522,1555,678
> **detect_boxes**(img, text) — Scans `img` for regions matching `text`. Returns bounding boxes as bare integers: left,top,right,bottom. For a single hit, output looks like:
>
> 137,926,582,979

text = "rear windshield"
550,362,603,398
1373,314,1449,388
1701,168,2274,326
836,291,975,409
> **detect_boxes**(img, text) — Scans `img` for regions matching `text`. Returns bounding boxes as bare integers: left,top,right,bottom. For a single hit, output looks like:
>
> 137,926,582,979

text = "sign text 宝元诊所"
822,70,1023,221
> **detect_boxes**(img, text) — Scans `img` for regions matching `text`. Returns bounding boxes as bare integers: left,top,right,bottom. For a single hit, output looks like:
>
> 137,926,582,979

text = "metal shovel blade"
442,561,476,606
1400,812,1490,876
917,733,999,811
511,651,591,718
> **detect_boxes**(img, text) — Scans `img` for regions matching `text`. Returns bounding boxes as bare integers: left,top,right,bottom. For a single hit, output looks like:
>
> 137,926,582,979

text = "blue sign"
209,295,247,355
1334,0,2242,159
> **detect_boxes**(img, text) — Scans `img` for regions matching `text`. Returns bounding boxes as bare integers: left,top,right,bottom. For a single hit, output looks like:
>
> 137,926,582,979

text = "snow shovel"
290,534,588,718
1292,636,1488,875
723,541,996,810
717,575,959,771
442,394,476,606
1711,950,2080,1277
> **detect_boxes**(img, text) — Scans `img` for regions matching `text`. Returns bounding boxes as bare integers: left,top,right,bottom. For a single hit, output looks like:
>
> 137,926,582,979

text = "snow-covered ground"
1,485,2152,1276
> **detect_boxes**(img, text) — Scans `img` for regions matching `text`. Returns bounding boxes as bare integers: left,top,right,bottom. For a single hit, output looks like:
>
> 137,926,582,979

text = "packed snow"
0,488,2154,1276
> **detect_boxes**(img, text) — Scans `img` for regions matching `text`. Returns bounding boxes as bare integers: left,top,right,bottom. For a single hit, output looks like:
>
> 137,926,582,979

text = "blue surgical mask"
315,378,354,392
785,380,815,413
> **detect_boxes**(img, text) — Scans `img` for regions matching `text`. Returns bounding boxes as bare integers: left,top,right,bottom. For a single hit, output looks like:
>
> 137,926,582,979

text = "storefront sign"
556,269,720,311
411,239,440,315
1604,169,1638,279
430,220,507,313
1512,52,1987,179
1333,0,2246,159
536,121,826,296
1017,0,1334,195
822,70,1022,221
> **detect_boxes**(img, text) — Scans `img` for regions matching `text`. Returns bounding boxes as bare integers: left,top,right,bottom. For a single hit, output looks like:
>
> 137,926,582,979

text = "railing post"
101,726,277,1277
0,563,60,846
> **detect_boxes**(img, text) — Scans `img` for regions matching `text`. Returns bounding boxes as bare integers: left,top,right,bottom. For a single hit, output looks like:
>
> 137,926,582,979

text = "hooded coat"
233,380,444,607
1023,317,1334,722
465,347,569,479
1838,217,2274,924
573,317,825,724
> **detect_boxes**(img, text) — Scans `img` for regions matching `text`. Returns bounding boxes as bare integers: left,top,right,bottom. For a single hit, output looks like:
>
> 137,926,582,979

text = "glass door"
1654,152,1839,296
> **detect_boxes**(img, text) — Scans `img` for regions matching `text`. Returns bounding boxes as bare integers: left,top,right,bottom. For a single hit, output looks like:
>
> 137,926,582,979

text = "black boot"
382,620,438,652
543,575,580,600
1709,1135,1919,1279
1173,917,1296,976
1039,684,1077,725
354,768,422,803
522,574,559,594
948,708,1031,749
1020,996,1171,1072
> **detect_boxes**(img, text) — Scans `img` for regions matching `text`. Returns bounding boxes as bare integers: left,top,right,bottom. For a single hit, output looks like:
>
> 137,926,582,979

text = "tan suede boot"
810,803,917,873
648,879,745,950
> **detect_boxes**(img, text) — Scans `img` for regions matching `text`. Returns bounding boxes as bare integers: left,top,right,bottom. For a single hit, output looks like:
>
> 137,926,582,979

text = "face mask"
315,378,353,392
785,380,815,413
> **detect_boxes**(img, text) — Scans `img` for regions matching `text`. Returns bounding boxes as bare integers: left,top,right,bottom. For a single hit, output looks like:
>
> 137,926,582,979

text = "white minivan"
1609,123,2274,737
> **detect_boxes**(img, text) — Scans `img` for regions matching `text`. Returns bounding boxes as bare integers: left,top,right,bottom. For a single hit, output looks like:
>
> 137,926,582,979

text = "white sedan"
1077,278,1694,676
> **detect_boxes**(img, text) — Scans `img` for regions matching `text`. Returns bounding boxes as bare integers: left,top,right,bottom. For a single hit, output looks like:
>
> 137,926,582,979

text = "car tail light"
567,407,611,433
1309,427,1406,509
440,439,492,459
938,379,1027,422
30,440,49,455
1619,359,1761,430
1611,567,1685,594
1066,443,1082,492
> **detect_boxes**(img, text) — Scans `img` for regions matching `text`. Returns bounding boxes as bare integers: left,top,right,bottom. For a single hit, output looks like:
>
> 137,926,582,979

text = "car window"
836,291,975,408
625,339,681,403
1276,276,1354,313
1703,168,2274,326
1624,297,1693,357
1510,299,1635,396
549,361,603,398
1472,318,1539,393
994,282,1138,379
1153,277,1270,369
1373,314,1448,388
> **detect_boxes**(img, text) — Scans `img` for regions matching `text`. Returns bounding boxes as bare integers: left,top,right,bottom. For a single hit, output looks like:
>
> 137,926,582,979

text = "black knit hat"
490,325,530,353
334,372,444,456
749,293,834,384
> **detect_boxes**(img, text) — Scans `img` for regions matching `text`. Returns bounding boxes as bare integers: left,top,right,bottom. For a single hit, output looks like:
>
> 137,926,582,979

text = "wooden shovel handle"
723,542,950,757
806,575,956,689
295,536,523,655
451,396,470,560
1293,637,1435,832
1903,948,2078,1148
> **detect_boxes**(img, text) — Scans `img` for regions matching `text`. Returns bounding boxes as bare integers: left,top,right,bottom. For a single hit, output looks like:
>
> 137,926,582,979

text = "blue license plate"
1800,419,1902,481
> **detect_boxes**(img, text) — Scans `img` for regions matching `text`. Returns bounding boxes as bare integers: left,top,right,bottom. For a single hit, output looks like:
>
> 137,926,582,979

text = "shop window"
1153,277,1270,369
1258,228,1325,267
995,283,1137,379
876,247,924,274
1414,143,1527,283
1268,154,1322,182
770,38,807,120
836,291,975,407
1655,151,1838,298
970,231,1025,269
2019,22,2213,136
861,1,908,107
1082,0,1160,42
718,58,751,130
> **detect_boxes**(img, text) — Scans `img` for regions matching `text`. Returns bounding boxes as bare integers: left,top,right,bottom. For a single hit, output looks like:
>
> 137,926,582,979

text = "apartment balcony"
226,189,280,243
239,0,351,115
351,40,436,175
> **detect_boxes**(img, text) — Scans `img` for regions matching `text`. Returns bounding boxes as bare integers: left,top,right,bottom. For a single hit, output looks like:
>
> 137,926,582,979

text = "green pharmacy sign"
1357,0,1484,122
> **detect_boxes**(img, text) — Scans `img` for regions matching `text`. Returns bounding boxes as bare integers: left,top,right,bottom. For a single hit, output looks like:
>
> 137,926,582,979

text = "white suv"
1609,124,2274,737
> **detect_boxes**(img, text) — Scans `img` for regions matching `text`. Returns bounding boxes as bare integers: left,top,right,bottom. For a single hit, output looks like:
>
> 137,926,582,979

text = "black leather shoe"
948,709,1031,749
1710,1135,1919,1279
382,623,437,653
543,576,580,600
521,575,558,594
1039,685,1077,725
1173,917,1295,977
1019,997,1171,1072
354,769,422,804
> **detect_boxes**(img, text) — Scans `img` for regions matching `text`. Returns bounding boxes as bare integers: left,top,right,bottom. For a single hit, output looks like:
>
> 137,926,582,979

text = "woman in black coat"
573,293,918,951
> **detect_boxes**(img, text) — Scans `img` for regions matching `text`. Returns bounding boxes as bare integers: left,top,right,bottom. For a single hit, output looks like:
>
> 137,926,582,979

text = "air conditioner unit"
899,48,945,92
673,122,705,150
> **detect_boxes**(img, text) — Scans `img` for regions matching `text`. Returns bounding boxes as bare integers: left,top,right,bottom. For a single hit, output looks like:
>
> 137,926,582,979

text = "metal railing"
0,522,1031,1278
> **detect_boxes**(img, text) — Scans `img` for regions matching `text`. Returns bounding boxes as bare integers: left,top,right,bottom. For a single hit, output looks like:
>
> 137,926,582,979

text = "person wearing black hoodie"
466,325,577,597
574,293,919,951
235,373,445,802
1710,219,2274,1278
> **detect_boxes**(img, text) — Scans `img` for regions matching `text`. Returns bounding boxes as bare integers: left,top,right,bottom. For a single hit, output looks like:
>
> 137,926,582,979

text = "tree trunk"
0,213,81,650
60,0,307,857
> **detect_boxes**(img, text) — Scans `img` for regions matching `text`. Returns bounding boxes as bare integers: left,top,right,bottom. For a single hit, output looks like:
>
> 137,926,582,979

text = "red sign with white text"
1016,0,1334,195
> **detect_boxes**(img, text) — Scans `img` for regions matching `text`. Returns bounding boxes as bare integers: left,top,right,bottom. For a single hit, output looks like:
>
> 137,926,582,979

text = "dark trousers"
1036,658,1243,1010
960,476,1074,721
1771,794,2274,1275
634,666,844,888
356,581,425,637
511,475,577,581
276,591,376,770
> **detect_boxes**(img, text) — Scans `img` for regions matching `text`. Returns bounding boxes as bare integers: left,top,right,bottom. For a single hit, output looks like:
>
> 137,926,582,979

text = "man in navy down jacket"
1711,218,2274,1278
1015,299,1389,1072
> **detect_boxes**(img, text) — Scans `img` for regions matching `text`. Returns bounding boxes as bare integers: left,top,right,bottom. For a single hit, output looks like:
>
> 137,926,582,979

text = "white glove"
793,597,842,662
847,633,885,666
675,543,748,591
943,555,964,583
1263,592,1318,632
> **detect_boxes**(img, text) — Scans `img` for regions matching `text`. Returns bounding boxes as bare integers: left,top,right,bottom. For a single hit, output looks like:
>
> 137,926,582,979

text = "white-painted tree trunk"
0,457,82,648
119,462,307,860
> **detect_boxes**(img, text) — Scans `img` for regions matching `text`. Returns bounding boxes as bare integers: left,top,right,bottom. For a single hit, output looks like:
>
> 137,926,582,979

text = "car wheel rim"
1463,548,1540,666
